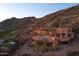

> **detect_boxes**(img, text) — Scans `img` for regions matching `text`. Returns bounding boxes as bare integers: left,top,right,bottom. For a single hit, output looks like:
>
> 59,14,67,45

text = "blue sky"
0,3,77,22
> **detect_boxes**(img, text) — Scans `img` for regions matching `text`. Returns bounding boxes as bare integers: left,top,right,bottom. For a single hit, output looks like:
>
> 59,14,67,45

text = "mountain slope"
0,4,79,56
35,5,79,29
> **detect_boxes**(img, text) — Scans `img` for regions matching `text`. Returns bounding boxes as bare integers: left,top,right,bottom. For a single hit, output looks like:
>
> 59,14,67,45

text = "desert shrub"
31,41,43,47
67,51,79,56
32,40,60,52
39,44,48,52
0,31,7,37
3,42,13,48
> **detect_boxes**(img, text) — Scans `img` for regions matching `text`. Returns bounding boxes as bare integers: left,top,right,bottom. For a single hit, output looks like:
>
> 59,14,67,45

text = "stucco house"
32,27,74,48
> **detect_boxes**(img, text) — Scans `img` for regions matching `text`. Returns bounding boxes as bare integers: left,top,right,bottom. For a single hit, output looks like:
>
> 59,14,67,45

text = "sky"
0,3,77,22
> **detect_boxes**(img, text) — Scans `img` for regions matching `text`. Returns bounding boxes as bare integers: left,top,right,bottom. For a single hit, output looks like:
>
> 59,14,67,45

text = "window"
56,33,60,37
68,33,71,37
68,30,71,32
62,33,65,36
62,33,65,38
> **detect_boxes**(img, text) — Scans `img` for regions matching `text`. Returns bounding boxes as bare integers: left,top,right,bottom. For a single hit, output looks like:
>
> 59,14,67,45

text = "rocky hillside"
1,4,79,33
0,4,79,56
35,5,79,29
0,17,38,29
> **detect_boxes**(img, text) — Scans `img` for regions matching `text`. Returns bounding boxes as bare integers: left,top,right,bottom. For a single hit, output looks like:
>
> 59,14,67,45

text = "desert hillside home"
32,27,74,48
